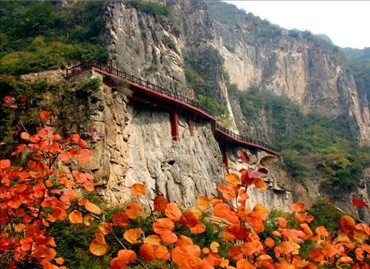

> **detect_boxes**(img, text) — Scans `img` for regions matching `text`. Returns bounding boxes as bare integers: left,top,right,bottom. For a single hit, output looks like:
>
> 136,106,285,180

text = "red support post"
222,145,229,172
170,111,180,141
187,118,195,137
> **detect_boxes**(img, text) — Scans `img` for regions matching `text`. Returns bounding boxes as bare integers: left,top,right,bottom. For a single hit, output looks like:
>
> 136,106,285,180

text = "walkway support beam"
170,111,180,141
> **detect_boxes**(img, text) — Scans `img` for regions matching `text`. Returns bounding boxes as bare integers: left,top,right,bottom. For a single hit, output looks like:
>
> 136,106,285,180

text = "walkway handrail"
65,62,281,156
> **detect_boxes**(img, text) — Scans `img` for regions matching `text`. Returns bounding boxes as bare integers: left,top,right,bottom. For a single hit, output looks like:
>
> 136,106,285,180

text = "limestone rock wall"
210,8,370,143
96,0,369,217
77,71,224,207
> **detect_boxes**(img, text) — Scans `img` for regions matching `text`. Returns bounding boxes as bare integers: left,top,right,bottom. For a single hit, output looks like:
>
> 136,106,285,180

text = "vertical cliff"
67,0,369,219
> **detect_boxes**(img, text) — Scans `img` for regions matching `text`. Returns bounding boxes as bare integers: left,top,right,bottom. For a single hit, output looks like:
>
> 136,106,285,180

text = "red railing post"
222,145,229,172
187,118,195,137
170,111,180,141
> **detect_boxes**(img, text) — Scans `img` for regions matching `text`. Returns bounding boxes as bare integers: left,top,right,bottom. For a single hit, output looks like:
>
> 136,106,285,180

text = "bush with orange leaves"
1,109,369,268
81,150,370,268
0,111,100,269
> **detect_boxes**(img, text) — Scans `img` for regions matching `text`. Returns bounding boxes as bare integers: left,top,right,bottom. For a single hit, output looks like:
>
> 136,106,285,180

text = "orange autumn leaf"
295,212,307,223
277,217,287,228
236,259,256,269
84,179,94,192
98,222,112,235
300,223,313,238
213,203,230,218
20,132,30,140
33,183,46,198
160,229,178,244
322,244,338,258
190,222,206,234
265,237,275,248
0,159,10,169
225,210,239,224
39,111,51,121
254,178,267,190
165,203,182,222
33,245,57,260
338,215,356,235
227,224,250,241
144,235,161,245
84,213,93,226
89,239,107,256
8,196,22,209
125,202,143,219
238,189,249,201
171,244,201,266
180,210,199,228
315,226,329,237
140,243,156,262
305,215,315,224
78,149,91,164
274,241,295,257
253,203,269,220
218,184,237,200
117,249,137,264
85,200,101,215
112,212,130,228
244,212,264,230
131,183,146,196
202,247,210,255
153,218,175,235
110,258,127,269
241,242,258,257
124,228,143,244
355,223,370,235
309,248,324,262
225,173,240,187
228,246,243,261
290,202,305,212
196,196,211,210
55,257,64,265
155,245,170,261
68,210,83,224
337,256,353,265
210,242,220,253
154,195,168,212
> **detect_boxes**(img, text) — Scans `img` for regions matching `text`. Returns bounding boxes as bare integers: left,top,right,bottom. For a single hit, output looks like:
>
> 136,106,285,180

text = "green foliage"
196,95,227,116
0,1,108,74
127,0,171,16
347,59,370,104
49,221,102,269
185,48,228,116
263,209,298,238
308,199,344,232
0,75,63,155
235,87,368,188
75,78,102,98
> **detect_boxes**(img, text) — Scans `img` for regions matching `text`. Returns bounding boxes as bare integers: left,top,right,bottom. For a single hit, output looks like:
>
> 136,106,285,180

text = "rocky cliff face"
69,70,291,210
87,0,370,218
207,3,370,143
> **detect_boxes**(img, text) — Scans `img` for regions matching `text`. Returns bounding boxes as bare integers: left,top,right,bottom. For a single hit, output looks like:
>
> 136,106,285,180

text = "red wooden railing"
65,61,281,156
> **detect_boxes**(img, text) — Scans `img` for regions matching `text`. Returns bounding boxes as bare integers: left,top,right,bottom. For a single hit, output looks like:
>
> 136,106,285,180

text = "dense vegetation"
0,1,108,74
185,48,228,117
126,0,171,17
343,48,370,105
229,85,370,191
